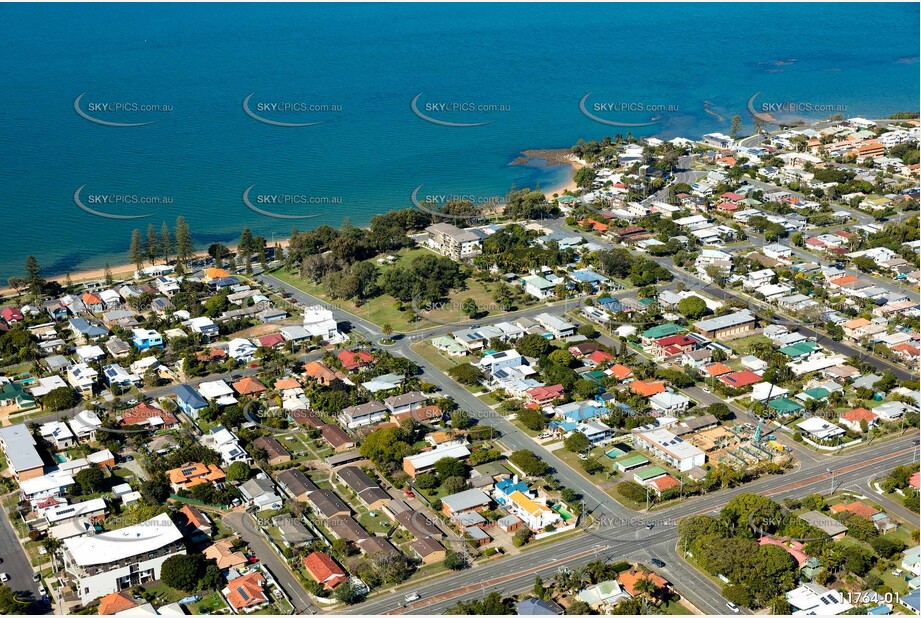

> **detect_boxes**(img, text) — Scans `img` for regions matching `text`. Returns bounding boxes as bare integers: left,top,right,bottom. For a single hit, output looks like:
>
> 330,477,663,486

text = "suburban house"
403,443,471,478
693,310,757,340
631,428,706,471
336,466,391,510
252,436,291,465
339,401,387,429
302,552,348,590
0,424,45,481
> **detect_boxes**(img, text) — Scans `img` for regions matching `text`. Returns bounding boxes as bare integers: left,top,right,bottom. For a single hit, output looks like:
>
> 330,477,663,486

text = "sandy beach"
4,149,586,297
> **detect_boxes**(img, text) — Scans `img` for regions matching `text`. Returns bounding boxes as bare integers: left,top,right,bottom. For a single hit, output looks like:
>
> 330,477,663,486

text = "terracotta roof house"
608,364,633,380
568,342,600,358
252,435,291,465
338,349,373,372
303,361,338,386
256,333,285,348
223,571,268,612
619,567,669,596
204,538,248,570
839,408,878,432
303,552,347,590
274,377,301,392
586,350,615,366
630,380,667,397
526,384,566,405
98,591,140,615
121,402,178,428
830,502,879,519
167,462,225,491
703,362,733,377
393,404,443,423
719,370,762,389
232,376,267,396
178,504,213,537
758,536,808,567
647,474,681,495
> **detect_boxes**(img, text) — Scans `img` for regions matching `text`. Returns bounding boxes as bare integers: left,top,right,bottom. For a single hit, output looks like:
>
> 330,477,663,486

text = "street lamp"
826,467,836,495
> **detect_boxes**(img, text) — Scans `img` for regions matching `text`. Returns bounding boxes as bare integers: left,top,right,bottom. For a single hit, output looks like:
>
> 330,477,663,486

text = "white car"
405,593,421,603
0,573,9,583
701,387,711,394
726,601,740,613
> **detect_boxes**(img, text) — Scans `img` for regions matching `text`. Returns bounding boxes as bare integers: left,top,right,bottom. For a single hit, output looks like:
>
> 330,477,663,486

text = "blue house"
175,384,208,420
494,477,531,505
132,328,163,350
597,297,623,313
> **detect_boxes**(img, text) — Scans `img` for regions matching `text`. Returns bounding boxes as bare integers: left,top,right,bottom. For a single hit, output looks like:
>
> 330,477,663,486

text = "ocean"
1,2,918,279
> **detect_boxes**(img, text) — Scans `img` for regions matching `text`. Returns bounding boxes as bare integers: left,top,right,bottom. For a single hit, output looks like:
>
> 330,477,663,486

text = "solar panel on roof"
237,588,249,601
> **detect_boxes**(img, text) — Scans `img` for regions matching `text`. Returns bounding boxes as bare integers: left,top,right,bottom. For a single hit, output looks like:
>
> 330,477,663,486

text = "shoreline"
6,149,585,296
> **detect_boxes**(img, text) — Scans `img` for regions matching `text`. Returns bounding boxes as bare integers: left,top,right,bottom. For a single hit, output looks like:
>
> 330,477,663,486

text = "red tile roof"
609,364,633,380
830,502,879,519
703,362,733,377
338,349,373,371
98,592,140,615
303,552,347,590
233,376,267,395
587,350,614,365
256,333,285,348
630,380,667,397
719,370,762,388
121,403,178,427
841,408,877,423
225,571,268,610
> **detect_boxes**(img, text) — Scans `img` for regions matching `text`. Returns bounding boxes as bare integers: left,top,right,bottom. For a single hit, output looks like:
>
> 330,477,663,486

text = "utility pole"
827,467,836,495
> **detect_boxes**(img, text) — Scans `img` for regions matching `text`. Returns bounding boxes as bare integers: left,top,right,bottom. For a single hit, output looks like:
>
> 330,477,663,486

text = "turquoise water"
0,3,918,278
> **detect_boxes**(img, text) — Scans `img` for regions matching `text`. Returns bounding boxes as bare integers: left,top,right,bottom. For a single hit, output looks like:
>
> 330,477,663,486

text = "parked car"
0,573,9,583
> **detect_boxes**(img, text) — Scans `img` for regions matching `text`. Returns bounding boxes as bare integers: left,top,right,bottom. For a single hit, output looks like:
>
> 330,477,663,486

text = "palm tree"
633,576,657,609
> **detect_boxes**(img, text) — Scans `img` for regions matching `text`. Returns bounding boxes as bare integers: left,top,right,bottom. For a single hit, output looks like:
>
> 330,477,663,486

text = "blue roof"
902,589,920,611
867,606,890,615
562,404,606,422
597,297,622,310
69,318,108,337
175,384,208,408
515,598,562,616
570,269,609,284
496,478,529,496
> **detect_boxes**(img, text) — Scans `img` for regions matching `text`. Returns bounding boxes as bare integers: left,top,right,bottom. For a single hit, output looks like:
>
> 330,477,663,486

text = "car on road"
0,573,9,582
405,593,421,602
404,490,415,498
33,573,41,582
646,522,655,530
726,601,740,613
125,399,138,406
701,387,710,394
650,558,666,568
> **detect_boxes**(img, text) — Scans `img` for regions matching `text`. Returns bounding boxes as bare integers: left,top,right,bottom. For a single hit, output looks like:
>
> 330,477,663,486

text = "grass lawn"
187,591,227,615
271,248,538,333
552,447,631,505
726,333,773,356
662,597,694,615
411,341,464,373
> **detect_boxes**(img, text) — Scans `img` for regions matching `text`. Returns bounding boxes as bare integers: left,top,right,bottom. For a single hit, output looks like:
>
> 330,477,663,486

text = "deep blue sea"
1,3,918,279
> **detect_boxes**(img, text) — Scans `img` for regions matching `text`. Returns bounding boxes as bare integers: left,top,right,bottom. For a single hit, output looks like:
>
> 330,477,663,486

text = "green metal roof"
769,398,804,413
633,465,668,481
642,323,685,339
779,341,817,358
616,455,650,470
803,387,830,400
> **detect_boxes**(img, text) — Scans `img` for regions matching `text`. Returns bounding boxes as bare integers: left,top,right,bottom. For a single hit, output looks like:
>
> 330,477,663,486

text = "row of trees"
128,216,194,270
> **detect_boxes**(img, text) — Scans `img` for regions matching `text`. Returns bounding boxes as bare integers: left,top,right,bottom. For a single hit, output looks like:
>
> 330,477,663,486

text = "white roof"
797,417,844,439
63,513,182,566
634,428,704,461
404,443,471,470
198,380,234,399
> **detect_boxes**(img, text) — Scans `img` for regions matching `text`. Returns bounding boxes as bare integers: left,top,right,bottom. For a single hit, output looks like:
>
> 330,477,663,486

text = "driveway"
222,511,317,614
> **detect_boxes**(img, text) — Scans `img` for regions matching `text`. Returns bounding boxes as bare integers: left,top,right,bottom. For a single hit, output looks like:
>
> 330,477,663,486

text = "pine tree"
175,216,194,266
104,263,114,286
730,114,742,139
146,224,158,265
129,229,144,270
239,228,253,274
24,256,42,295
159,221,172,264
